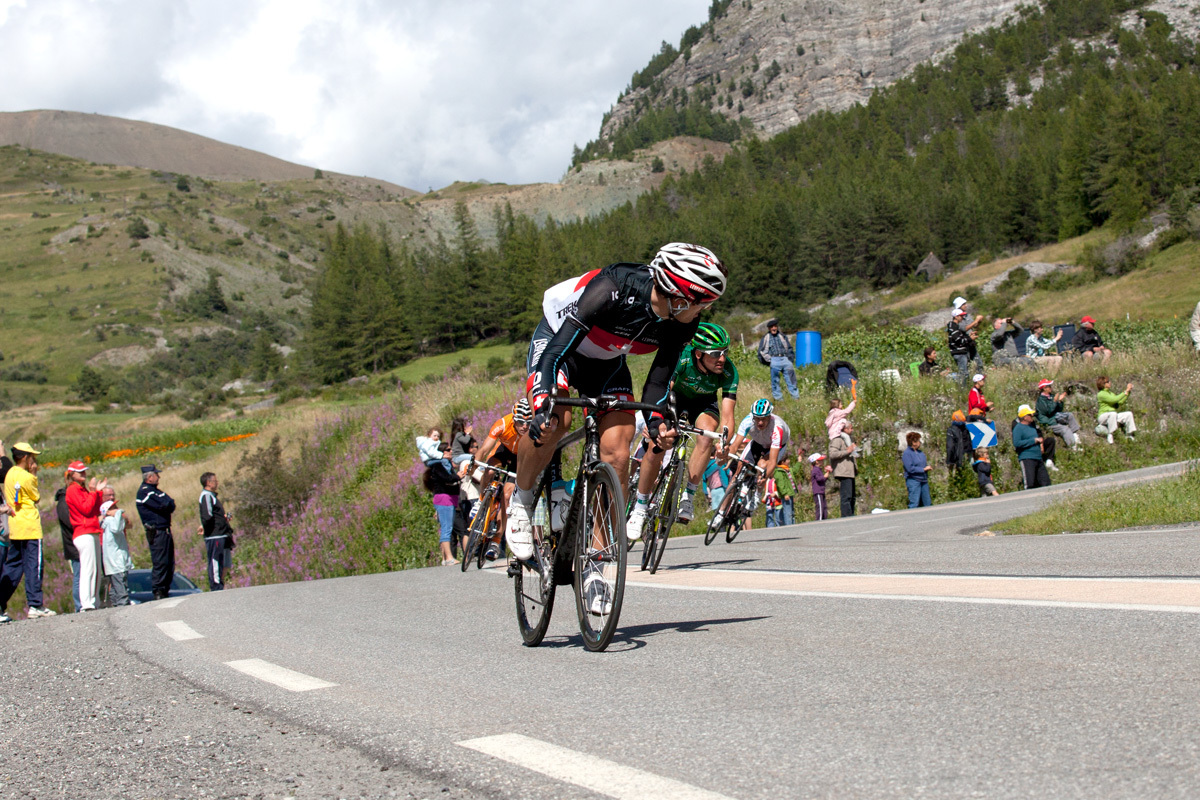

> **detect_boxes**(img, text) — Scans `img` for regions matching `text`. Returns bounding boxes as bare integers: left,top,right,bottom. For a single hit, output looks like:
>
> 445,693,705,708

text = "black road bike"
509,395,668,652
704,451,764,546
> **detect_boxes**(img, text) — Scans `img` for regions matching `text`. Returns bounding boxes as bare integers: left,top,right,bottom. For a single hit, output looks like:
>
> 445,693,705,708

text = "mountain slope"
0,110,416,194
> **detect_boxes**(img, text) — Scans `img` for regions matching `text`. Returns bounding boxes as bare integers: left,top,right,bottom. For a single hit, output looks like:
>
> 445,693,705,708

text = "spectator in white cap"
809,453,830,521
100,488,134,607
967,373,994,422
946,304,983,386
1035,379,1082,451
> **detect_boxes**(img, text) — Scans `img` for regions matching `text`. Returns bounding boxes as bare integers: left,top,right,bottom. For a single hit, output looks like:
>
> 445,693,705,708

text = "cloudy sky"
0,0,707,190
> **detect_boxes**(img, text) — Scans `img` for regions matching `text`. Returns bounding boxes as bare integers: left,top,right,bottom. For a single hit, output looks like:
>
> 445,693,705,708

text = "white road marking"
695,568,1200,585
1058,526,1200,538
157,596,188,609
458,733,734,800
157,620,204,641
632,581,1200,614
224,659,338,692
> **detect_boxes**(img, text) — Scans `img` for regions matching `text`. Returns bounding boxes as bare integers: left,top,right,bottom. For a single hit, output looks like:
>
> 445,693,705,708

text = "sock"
636,492,651,506
514,486,535,509
685,482,699,498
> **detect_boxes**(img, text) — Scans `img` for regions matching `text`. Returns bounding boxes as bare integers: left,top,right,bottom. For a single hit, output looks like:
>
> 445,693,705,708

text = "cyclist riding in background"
627,322,738,541
474,398,533,559
729,399,790,481
507,243,730,562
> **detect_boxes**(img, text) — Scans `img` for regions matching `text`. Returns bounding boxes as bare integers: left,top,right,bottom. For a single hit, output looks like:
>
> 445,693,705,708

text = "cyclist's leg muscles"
688,409,720,486
598,411,636,489
636,440,665,496
515,392,571,495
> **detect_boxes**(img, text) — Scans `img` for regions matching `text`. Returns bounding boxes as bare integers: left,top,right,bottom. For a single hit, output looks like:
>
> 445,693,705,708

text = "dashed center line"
458,733,734,800
157,620,204,641
225,658,338,692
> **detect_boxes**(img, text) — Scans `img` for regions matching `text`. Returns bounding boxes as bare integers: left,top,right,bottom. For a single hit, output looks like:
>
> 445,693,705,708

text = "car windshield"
127,572,152,592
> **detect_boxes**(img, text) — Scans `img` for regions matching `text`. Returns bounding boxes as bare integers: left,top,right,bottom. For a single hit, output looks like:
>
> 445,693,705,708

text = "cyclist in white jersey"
729,399,790,481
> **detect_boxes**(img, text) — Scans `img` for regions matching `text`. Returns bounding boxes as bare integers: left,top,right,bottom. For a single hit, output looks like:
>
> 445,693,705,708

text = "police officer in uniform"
135,464,176,600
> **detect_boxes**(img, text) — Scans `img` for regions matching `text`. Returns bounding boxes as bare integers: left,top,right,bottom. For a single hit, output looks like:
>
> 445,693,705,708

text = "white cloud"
0,0,707,189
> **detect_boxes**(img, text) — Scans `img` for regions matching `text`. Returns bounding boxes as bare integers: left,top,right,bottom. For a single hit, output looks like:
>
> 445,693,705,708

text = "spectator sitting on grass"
1096,376,1138,444
972,447,1000,496
1014,404,1052,489
1025,320,1064,373
1035,379,1083,451
991,317,1034,369
1071,316,1112,363
918,346,949,377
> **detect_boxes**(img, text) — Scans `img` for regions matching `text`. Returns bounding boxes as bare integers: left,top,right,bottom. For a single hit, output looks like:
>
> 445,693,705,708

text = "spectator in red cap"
1070,316,1111,362
65,461,108,611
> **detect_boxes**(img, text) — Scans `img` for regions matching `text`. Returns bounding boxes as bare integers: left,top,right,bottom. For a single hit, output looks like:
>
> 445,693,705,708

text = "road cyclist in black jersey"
627,321,738,542
507,243,729,617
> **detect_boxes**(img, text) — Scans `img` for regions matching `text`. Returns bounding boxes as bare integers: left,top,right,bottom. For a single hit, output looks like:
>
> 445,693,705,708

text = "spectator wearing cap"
809,453,830,521
1013,405,1052,489
136,464,176,601
65,461,108,611
1096,376,1138,444
967,374,994,423
0,443,56,621
901,432,934,508
100,488,134,607
991,317,1035,369
1035,379,1083,451
199,472,235,591
1025,320,1064,373
757,318,799,401
947,304,983,385
1071,316,1112,362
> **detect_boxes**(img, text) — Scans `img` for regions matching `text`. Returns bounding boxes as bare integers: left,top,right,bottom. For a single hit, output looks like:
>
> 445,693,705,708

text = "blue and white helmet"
752,398,773,418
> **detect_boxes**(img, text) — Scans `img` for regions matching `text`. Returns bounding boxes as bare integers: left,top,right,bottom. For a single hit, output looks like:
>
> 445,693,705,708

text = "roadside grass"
994,464,1200,535
385,341,517,386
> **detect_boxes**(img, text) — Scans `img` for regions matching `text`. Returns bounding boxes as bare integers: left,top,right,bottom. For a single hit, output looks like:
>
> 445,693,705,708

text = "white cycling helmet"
649,242,727,304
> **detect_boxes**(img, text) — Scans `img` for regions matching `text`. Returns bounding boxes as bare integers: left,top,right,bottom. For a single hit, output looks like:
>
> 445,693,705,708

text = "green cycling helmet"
692,322,730,350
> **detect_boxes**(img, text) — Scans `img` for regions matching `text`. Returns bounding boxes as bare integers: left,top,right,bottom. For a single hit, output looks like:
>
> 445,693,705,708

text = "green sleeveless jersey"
672,345,739,399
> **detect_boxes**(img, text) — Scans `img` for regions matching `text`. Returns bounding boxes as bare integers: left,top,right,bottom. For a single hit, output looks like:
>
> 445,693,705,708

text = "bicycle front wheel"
648,461,681,575
514,496,557,646
726,494,749,544
462,491,492,573
574,462,627,652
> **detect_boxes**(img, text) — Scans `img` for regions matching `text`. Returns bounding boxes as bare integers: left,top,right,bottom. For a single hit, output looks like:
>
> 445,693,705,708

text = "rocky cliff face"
601,0,1028,143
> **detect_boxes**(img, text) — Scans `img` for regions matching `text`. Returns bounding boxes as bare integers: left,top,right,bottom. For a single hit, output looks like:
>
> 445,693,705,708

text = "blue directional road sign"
969,421,998,449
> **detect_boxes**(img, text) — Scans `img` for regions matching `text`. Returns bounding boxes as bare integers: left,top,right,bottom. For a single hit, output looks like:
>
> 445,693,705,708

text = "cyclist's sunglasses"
697,347,727,358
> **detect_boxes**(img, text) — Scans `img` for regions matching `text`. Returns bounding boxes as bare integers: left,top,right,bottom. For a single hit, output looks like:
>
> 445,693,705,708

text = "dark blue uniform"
136,478,176,599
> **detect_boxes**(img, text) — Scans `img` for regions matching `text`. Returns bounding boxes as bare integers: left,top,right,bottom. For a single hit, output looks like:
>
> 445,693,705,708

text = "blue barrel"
795,330,822,367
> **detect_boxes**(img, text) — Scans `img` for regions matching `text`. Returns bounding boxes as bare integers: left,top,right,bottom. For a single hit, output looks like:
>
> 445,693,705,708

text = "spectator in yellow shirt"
0,443,57,621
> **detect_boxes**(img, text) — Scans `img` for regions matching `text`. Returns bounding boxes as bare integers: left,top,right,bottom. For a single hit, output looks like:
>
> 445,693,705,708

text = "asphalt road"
6,461,1200,799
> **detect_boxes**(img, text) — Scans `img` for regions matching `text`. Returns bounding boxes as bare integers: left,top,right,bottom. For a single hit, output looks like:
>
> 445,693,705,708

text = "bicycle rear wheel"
704,492,729,546
514,493,557,646
462,490,492,573
477,506,495,570
725,492,749,544
574,462,627,652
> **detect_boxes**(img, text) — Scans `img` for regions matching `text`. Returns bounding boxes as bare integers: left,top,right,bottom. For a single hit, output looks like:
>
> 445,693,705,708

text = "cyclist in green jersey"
628,322,738,539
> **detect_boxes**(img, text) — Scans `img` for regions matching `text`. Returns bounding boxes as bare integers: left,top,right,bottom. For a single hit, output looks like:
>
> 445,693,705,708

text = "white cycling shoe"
677,495,694,523
626,504,647,542
583,564,614,616
506,502,535,560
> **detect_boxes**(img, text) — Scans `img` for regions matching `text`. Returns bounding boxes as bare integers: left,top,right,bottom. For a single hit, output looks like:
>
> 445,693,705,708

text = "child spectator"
918,346,948,377
825,396,856,450
972,448,1000,496
416,428,452,473
809,453,830,521
702,457,731,518
1096,376,1138,443
968,374,994,422
99,489,134,607
764,457,795,527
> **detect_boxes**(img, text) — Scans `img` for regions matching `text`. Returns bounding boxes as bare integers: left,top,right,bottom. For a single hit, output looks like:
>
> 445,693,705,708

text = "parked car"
127,569,203,604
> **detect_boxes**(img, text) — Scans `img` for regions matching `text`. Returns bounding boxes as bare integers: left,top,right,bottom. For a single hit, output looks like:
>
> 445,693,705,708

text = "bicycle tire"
476,506,493,570
514,489,557,647
648,459,681,574
462,489,492,573
574,461,627,652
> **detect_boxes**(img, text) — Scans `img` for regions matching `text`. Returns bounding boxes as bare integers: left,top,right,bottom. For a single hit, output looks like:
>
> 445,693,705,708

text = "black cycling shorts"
526,318,634,402
489,445,518,473
674,393,721,427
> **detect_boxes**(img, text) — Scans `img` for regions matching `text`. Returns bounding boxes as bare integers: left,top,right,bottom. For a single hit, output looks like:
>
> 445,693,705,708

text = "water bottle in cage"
550,479,575,532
